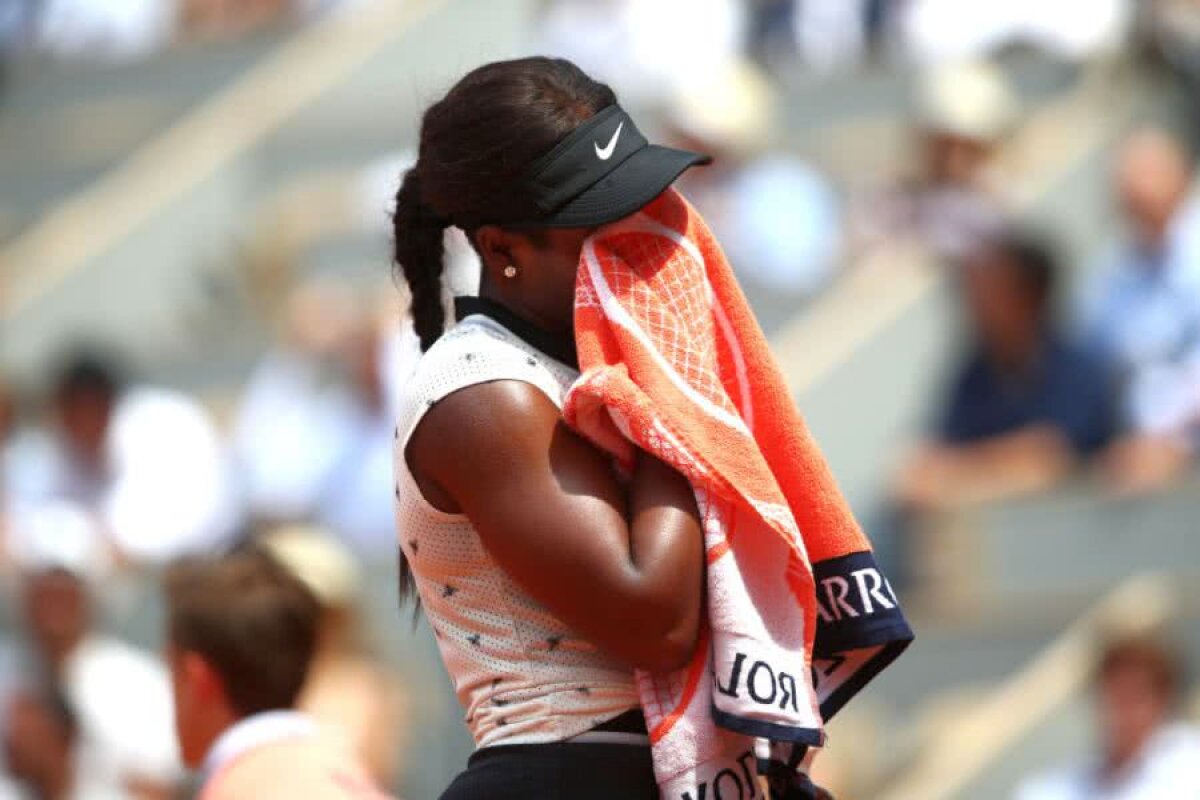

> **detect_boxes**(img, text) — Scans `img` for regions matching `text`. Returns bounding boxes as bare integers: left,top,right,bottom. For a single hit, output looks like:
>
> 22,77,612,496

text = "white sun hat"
917,60,1019,143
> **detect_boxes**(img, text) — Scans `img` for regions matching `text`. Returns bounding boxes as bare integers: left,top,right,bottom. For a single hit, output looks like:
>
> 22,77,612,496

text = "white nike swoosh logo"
594,121,623,160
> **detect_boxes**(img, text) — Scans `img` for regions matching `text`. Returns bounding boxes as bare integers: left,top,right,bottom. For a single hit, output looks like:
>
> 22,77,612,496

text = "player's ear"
474,225,518,283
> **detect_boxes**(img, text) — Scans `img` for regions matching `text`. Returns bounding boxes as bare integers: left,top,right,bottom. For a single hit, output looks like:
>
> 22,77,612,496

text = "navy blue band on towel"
810,551,915,721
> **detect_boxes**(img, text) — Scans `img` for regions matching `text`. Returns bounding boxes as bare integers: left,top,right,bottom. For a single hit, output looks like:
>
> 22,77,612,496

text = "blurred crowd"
2,0,1200,798
0,0,371,62
894,125,1200,516
0,0,1152,68
0,291,417,797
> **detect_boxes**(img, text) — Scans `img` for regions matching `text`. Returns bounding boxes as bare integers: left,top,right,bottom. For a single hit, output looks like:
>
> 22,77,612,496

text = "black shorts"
438,741,658,800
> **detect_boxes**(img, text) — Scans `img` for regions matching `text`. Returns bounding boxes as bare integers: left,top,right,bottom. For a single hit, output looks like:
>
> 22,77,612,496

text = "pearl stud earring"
503,265,517,279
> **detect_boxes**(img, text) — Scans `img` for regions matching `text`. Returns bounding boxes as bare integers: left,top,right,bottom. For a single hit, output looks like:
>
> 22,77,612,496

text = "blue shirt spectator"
1085,129,1200,442
939,336,1115,455
897,229,1116,511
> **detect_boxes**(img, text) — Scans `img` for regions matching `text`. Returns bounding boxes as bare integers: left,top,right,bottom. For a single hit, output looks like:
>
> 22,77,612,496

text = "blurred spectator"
177,0,290,43
1,684,116,800
670,60,842,301
315,318,415,553
27,0,177,62
534,0,746,108
790,0,871,72
1,384,63,554
897,230,1115,510
262,526,408,787
1086,128,1200,492
13,351,239,564
12,507,180,798
898,0,1133,64
232,282,359,527
1015,634,1200,799
163,548,392,799
233,283,419,555
853,60,1018,262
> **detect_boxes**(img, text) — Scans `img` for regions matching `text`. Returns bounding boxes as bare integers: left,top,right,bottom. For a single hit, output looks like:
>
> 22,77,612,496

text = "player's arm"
407,380,703,672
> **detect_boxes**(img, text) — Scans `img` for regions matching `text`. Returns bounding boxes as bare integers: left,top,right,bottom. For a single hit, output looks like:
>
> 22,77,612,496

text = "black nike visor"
452,104,711,230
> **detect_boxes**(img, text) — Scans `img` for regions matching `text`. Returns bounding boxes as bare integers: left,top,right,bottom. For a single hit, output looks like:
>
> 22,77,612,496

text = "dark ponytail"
390,57,616,353
391,58,616,607
392,169,448,352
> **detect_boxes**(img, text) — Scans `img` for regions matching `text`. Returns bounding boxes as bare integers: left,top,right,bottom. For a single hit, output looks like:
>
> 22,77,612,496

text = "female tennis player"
391,58,711,799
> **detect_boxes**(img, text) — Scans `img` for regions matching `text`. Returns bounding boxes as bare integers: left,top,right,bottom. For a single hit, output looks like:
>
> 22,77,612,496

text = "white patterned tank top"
392,311,639,748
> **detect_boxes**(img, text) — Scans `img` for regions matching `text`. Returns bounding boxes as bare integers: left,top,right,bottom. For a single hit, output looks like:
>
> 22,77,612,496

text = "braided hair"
391,58,616,603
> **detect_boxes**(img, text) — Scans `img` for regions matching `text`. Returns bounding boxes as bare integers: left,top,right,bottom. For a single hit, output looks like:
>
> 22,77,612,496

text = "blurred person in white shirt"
1016,634,1200,800
233,282,420,556
34,350,238,564
311,316,416,554
232,281,359,528
1086,128,1200,493
11,503,181,799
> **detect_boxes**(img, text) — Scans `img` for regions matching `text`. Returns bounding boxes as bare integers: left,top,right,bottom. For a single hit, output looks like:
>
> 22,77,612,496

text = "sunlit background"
2,1,1200,798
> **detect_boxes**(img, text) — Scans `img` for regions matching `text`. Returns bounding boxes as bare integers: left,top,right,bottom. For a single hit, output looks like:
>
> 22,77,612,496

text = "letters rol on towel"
563,189,913,799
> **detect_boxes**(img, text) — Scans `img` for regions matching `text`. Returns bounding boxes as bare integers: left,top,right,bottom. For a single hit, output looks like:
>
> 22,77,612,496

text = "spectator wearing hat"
1015,634,1200,799
164,548,394,800
852,59,1018,263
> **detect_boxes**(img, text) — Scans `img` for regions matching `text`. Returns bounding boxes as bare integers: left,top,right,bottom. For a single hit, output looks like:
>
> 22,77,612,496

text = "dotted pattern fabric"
392,315,638,748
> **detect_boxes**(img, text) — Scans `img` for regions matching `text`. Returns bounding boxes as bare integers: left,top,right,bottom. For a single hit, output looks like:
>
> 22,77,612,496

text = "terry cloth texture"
563,188,914,798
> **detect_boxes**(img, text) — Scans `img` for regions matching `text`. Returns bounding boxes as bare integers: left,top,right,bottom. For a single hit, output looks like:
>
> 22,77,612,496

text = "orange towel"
564,188,912,798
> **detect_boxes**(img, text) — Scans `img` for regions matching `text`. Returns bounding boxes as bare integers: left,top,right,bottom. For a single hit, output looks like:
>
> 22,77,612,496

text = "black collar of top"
455,296,578,370
451,105,710,230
